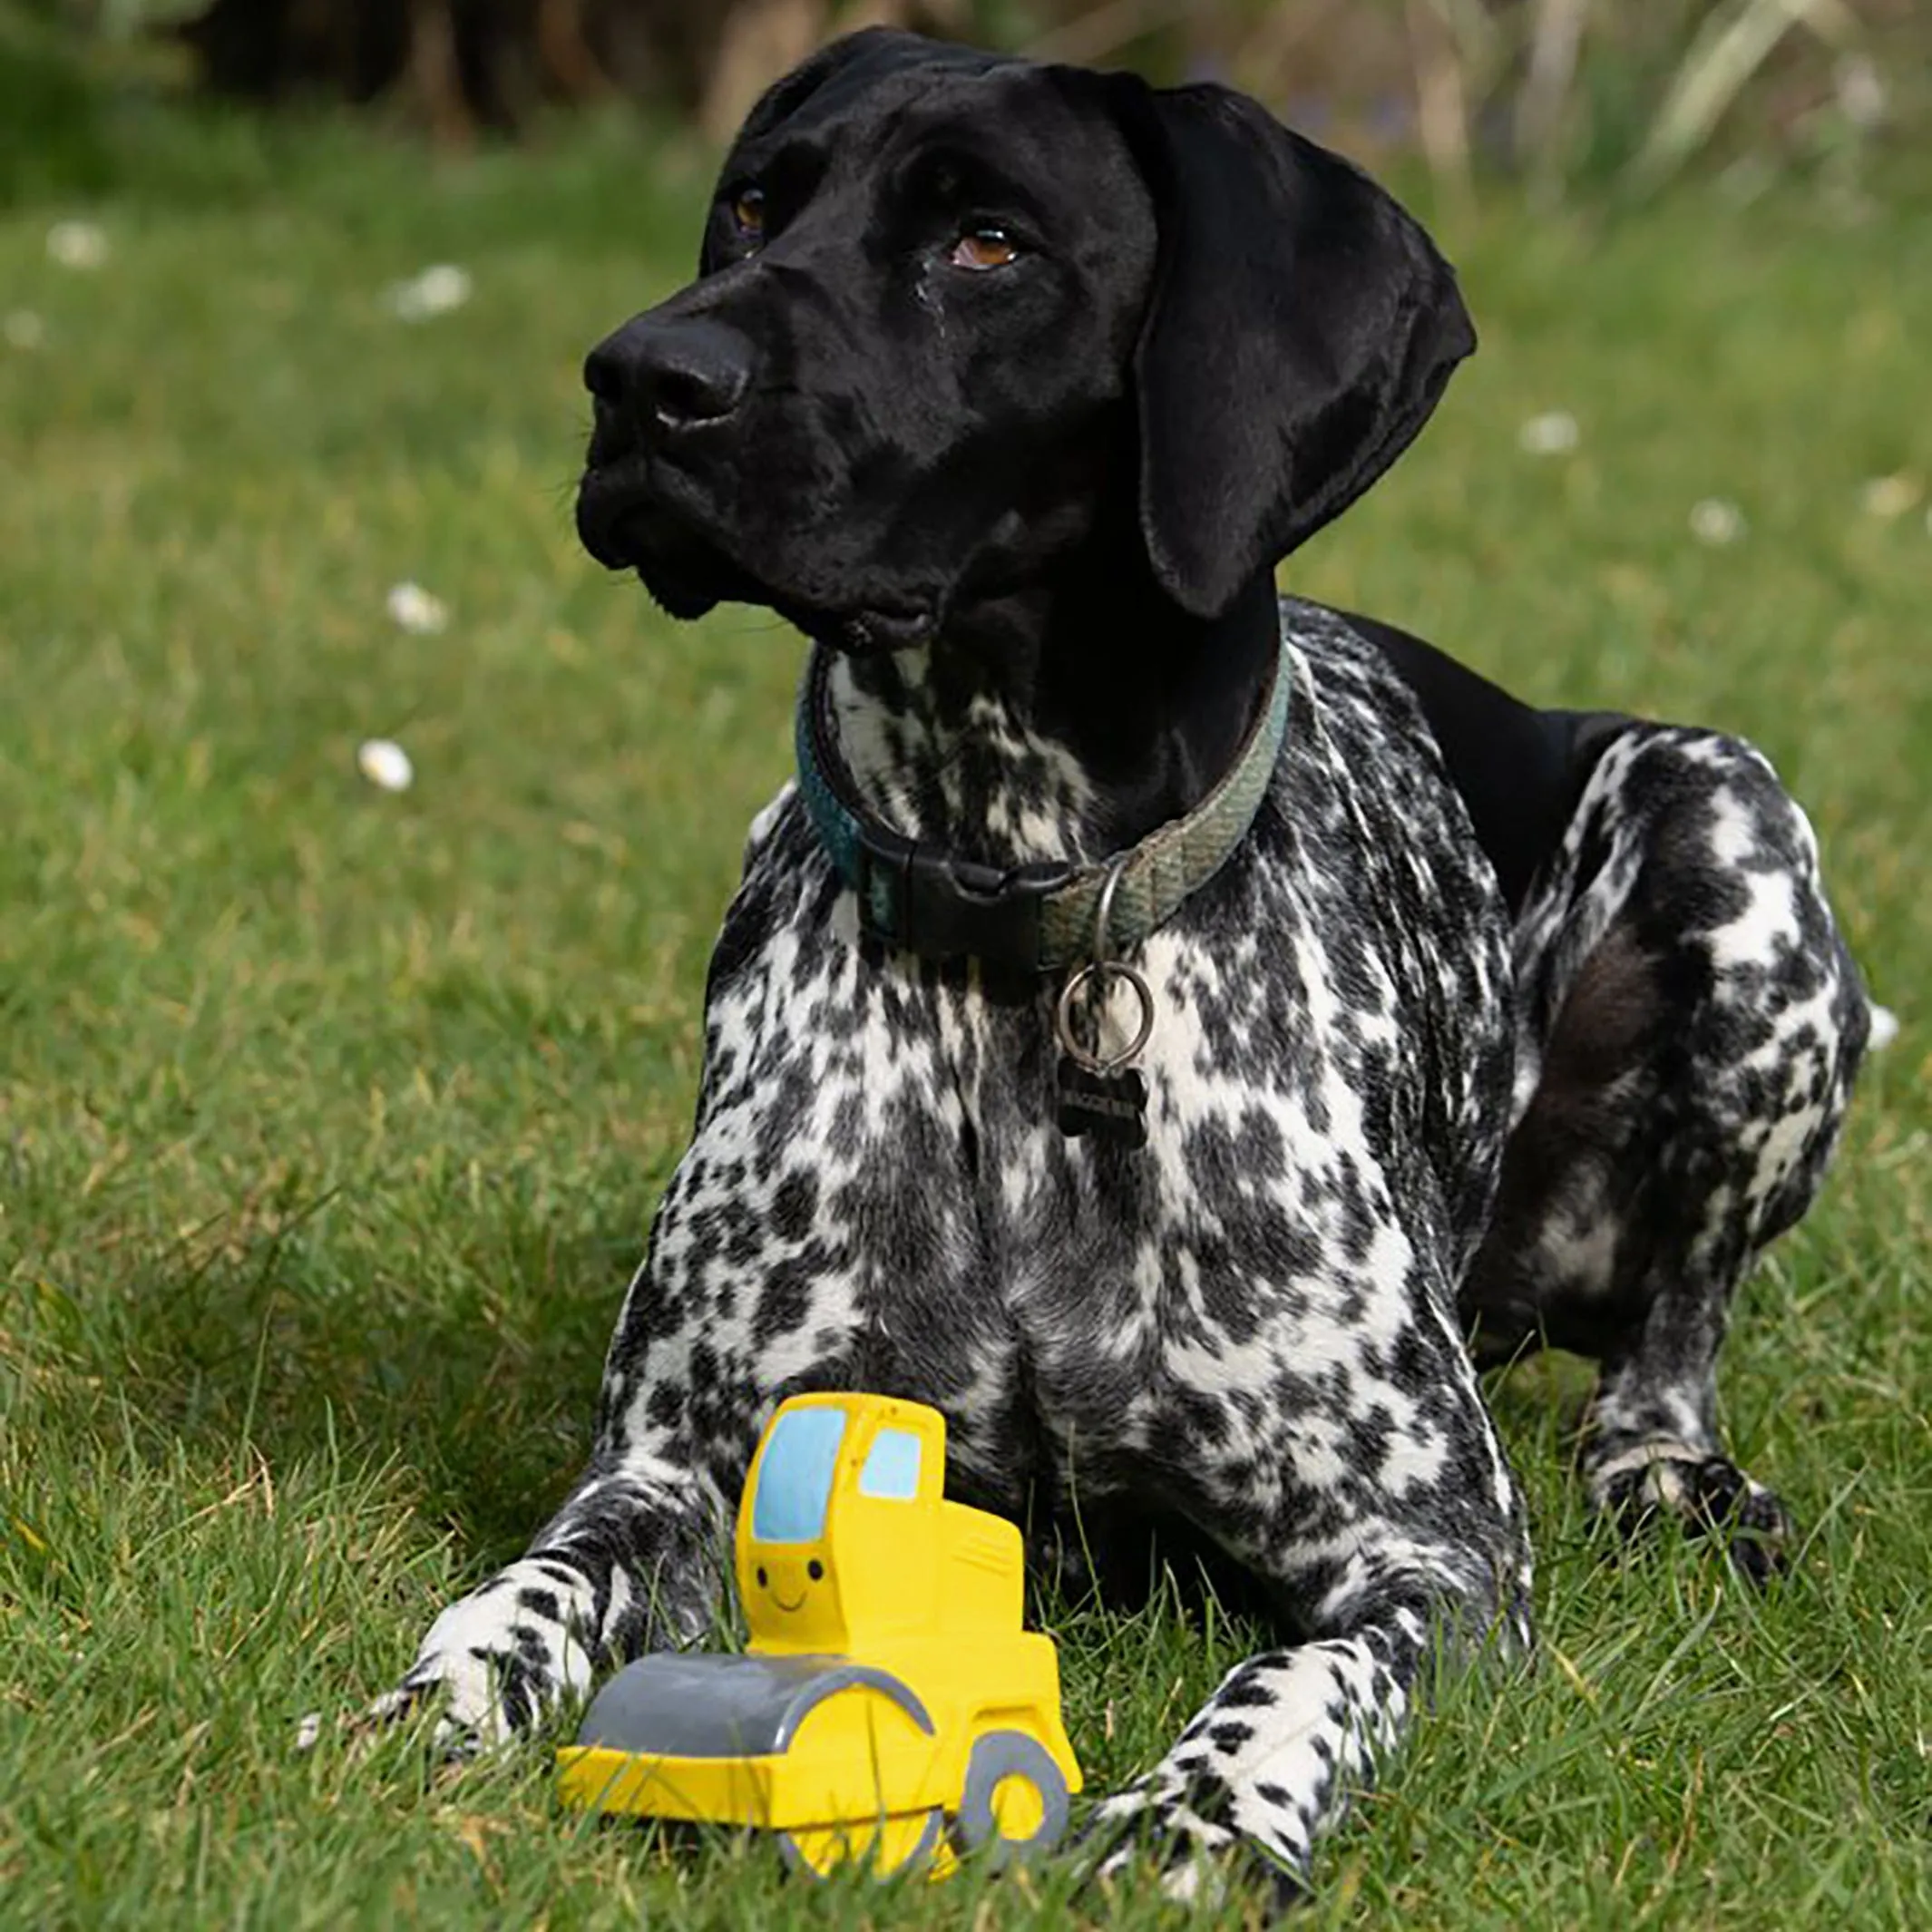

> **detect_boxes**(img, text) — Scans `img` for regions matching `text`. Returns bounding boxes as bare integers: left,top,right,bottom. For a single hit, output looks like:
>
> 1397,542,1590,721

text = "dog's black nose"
584,315,755,432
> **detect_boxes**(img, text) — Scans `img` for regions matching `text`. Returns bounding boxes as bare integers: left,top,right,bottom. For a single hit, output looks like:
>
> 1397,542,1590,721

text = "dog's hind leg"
1462,726,1869,1578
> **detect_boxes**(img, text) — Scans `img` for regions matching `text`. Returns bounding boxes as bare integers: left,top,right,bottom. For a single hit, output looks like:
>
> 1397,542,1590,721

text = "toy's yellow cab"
556,1392,1081,1877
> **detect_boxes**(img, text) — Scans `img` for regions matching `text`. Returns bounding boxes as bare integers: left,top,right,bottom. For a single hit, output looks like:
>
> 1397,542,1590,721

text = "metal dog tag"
1051,860,1156,1151
1055,1054,1148,1149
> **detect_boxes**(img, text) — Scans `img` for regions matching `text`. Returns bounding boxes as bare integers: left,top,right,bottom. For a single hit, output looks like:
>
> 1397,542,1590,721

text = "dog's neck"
822,565,1281,869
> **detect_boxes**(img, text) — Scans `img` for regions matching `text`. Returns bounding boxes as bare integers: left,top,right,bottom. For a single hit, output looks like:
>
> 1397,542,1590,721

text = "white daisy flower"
1517,411,1579,456
356,739,415,793
1688,498,1746,545
386,581,449,634
1859,473,1919,521
384,263,473,321
46,220,108,269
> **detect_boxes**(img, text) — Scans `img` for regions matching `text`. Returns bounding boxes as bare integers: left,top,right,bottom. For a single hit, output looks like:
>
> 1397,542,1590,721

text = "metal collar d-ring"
1054,859,1156,1076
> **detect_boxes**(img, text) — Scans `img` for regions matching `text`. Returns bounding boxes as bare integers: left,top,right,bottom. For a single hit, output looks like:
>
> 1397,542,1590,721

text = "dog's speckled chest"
616,606,1516,1560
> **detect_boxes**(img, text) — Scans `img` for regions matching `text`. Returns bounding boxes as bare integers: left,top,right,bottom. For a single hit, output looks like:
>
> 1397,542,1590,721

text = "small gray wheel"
952,1731,1070,1868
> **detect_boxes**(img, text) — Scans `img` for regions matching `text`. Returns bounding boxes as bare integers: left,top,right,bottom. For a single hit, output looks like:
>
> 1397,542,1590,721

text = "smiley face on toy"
751,1553,821,1616
749,1543,831,1620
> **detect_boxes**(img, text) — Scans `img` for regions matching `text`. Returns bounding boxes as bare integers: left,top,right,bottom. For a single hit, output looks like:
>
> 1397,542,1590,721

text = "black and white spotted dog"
373,29,1870,1899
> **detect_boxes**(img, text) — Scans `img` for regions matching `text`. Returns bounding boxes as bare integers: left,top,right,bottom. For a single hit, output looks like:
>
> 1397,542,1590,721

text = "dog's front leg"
1090,1543,1527,1907
364,1183,748,1754
361,850,883,1754
366,1440,726,1752
1086,1303,1532,1908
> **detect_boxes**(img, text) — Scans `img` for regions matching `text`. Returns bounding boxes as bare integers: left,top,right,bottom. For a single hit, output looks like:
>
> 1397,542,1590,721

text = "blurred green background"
3,3,1929,1928
4,0,1929,206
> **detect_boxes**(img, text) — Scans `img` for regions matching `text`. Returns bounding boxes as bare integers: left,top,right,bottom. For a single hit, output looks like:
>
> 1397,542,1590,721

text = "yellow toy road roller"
556,1392,1082,1878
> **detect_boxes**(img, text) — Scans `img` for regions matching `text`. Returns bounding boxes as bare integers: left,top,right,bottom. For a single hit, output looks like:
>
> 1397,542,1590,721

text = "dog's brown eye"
949,227,1018,271
731,187,766,238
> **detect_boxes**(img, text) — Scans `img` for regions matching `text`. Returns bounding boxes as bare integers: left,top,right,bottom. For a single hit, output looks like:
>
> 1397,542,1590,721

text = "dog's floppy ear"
1113,80,1476,619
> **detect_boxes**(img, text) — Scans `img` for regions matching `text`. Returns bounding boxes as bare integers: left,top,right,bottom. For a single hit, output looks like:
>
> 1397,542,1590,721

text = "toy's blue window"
857,1428,922,1501
751,1408,846,1543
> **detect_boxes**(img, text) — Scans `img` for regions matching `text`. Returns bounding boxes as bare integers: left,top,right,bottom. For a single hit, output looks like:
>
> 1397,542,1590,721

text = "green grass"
2,118,1929,1930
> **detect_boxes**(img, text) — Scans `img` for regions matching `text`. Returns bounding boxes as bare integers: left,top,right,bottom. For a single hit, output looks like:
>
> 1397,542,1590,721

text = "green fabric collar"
793,634,1293,974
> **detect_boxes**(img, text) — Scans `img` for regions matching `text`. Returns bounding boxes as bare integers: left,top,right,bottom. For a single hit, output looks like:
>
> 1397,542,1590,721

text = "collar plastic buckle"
854,833,1072,971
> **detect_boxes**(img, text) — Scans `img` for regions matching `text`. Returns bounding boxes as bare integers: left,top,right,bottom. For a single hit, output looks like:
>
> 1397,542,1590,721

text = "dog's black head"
577,29,1473,651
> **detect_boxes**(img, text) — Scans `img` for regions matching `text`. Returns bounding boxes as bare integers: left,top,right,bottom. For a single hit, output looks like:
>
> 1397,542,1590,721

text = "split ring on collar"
1055,858,1156,1075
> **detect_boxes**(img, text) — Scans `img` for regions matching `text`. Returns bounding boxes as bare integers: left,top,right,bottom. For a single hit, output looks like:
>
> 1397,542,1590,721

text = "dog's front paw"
362,1653,520,1756
1083,1779,1305,1912
296,1654,523,1763
1089,1788,1232,1908
302,1568,600,1761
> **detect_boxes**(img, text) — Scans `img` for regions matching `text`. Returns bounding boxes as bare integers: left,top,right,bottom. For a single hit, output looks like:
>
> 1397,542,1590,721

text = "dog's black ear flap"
1115,81,1476,619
